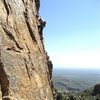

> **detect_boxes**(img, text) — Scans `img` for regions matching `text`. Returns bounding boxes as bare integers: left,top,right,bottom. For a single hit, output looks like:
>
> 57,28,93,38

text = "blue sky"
40,0,100,68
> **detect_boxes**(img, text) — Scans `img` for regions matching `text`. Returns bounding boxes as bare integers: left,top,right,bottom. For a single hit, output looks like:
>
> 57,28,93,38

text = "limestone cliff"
0,0,53,100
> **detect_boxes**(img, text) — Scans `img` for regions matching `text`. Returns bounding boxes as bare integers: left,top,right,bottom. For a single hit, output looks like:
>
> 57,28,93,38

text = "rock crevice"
0,61,9,98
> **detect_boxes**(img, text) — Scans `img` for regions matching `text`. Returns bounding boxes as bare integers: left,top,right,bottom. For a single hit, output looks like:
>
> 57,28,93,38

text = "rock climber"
36,15,46,40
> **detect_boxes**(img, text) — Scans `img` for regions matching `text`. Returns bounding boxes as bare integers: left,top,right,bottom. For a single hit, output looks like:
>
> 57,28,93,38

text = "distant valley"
52,68,100,92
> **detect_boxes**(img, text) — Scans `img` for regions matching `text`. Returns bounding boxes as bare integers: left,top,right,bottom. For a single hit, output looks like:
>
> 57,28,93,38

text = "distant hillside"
53,68,100,92
54,84,100,100
78,84,100,100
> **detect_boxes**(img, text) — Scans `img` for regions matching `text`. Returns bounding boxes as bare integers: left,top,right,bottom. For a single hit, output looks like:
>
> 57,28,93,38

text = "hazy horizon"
53,66,100,69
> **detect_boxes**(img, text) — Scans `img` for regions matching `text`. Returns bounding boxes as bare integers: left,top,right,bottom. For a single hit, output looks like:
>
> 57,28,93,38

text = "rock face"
0,0,53,100
94,84,100,95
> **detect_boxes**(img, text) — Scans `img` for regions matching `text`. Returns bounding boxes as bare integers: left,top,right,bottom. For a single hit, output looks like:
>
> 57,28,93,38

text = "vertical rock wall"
0,0,53,100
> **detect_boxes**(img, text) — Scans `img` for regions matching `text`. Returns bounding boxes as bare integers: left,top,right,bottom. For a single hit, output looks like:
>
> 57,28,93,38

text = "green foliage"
57,92,65,100
54,84,100,100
